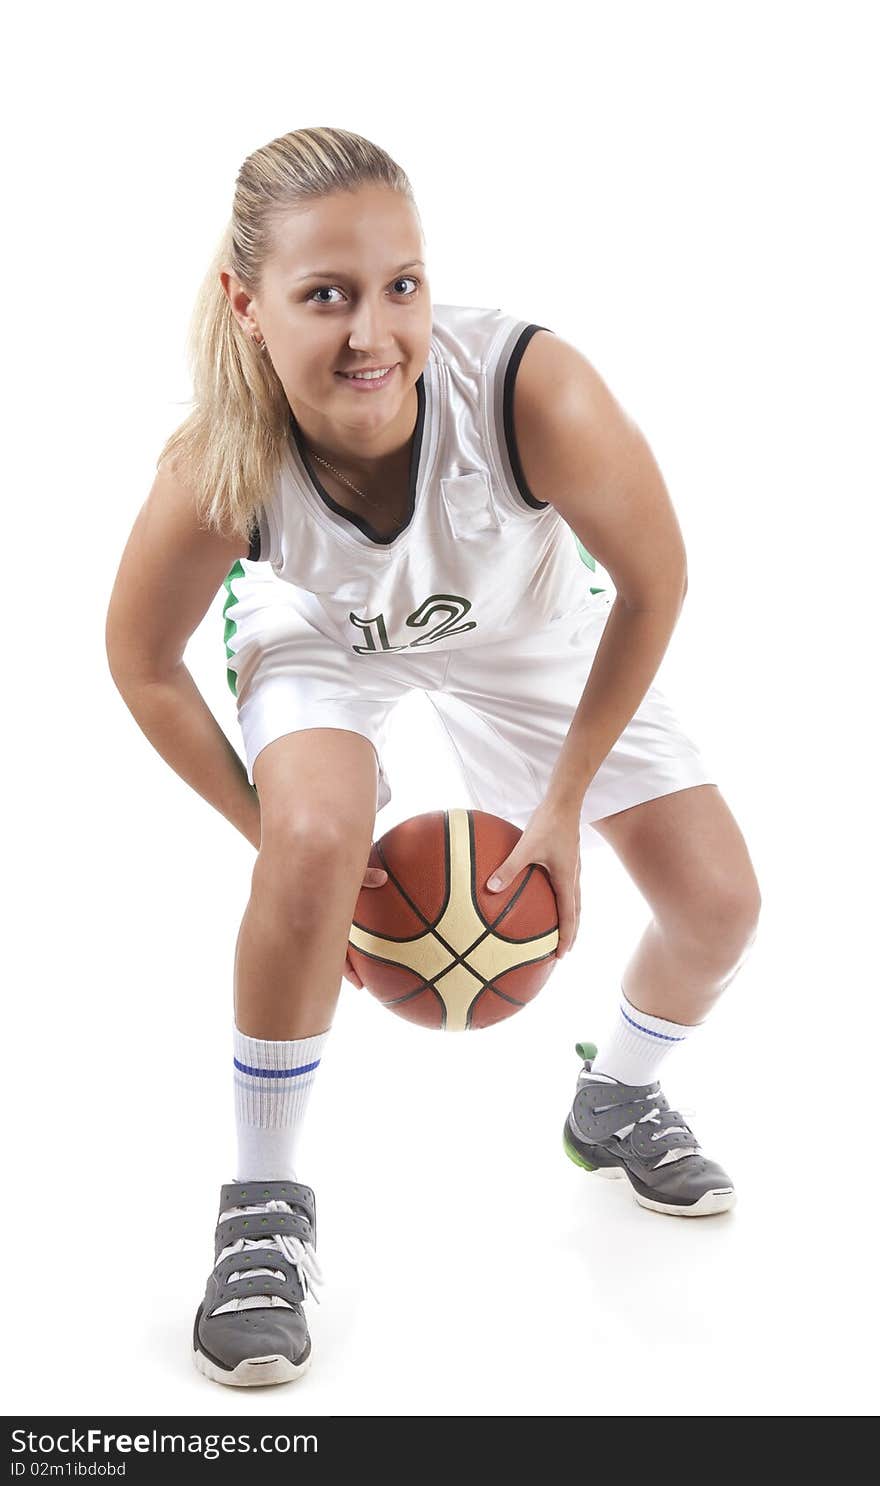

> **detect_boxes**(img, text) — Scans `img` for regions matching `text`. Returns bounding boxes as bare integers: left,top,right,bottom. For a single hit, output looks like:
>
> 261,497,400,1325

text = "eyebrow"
292,259,425,283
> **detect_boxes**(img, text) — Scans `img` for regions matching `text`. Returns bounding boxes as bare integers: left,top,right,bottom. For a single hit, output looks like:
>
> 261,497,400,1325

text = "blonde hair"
157,127,418,544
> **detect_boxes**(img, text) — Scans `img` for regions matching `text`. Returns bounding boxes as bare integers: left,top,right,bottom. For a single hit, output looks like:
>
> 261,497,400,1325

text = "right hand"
343,866,388,988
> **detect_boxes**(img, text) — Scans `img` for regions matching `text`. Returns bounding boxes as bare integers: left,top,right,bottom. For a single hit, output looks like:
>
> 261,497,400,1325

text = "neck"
289,380,419,475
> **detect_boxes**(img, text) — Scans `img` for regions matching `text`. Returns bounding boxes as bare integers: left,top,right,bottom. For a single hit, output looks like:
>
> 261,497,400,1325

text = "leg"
591,783,762,1024
236,727,381,1038
196,726,381,1387
564,784,759,1214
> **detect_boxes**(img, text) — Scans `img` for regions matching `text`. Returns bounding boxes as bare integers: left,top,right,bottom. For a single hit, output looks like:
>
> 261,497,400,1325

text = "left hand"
485,801,582,958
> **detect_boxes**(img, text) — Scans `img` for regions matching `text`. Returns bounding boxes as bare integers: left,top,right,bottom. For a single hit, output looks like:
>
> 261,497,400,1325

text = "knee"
254,811,373,894
672,870,762,961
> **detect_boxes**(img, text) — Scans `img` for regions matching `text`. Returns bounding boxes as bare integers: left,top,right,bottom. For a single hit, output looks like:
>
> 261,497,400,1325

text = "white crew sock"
233,1025,330,1182
587,988,696,1087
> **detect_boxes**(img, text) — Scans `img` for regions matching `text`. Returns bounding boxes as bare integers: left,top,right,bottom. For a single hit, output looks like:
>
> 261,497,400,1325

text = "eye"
306,276,421,306
308,285,344,305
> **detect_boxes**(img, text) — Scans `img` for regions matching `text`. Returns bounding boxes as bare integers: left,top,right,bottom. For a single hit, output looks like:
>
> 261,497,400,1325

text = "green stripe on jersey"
574,534,607,597
222,559,245,697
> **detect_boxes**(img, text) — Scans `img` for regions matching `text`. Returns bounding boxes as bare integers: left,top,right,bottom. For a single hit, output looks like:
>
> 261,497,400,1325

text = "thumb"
486,855,520,892
363,867,388,888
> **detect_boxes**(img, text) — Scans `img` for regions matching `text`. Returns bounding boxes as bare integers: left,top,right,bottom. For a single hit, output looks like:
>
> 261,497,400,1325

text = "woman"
106,126,761,1388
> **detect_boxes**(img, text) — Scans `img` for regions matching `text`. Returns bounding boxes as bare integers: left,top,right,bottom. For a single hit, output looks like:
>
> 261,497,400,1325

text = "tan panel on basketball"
349,810,557,1030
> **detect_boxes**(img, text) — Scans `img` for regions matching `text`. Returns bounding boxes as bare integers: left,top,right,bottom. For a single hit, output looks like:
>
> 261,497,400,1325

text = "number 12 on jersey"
350,594,477,653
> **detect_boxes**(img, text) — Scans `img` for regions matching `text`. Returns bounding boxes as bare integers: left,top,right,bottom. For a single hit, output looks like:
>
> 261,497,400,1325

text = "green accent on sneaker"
563,1129,598,1171
575,1041,598,1062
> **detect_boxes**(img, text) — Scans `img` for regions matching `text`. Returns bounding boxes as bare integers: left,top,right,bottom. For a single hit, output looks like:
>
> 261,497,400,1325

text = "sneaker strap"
208,1243,310,1310
629,1107,700,1163
205,1180,322,1318
573,1082,667,1143
219,1180,315,1227
214,1205,314,1257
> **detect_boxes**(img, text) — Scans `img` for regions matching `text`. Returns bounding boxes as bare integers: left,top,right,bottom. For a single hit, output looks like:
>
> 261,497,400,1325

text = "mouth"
335,364,398,390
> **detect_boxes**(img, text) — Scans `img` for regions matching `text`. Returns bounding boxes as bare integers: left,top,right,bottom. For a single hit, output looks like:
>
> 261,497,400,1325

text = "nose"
346,297,395,359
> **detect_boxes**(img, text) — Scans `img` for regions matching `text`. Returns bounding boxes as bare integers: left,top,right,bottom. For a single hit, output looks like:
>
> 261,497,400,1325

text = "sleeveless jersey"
245,303,611,656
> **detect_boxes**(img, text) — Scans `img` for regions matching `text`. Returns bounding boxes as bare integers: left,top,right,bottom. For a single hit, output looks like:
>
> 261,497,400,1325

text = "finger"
554,884,576,958
486,856,521,892
363,868,388,888
565,869,582,956
344,955,364,989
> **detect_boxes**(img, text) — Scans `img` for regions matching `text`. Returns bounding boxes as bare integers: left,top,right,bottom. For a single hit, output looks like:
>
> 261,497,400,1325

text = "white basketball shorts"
223,561,716,853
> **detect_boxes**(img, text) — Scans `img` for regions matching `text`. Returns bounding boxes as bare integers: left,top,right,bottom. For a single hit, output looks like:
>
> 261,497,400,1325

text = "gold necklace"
306,449,386,509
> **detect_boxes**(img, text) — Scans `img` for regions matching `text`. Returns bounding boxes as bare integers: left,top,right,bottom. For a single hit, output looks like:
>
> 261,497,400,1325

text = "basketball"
347,809,560,1030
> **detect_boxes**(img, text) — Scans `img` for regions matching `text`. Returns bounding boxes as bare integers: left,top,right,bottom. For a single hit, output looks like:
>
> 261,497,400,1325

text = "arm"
484,331,689,955
513,330,689,810
105,463,262,850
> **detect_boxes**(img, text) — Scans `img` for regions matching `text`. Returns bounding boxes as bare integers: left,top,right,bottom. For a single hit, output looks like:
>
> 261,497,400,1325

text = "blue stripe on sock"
233,1057,321,1078
620,1006,685,1042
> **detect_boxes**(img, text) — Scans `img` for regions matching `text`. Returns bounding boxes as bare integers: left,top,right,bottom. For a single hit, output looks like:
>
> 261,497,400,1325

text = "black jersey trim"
502,323,553,510
287,373,427,546
247,518,261,562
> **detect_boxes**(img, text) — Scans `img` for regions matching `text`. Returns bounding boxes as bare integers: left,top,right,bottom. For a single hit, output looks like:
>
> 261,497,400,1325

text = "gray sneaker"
563,1042,736,1216
193,1180,323,1386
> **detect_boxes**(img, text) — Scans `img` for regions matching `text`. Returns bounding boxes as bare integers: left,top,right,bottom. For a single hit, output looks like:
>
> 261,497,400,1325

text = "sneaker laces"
212,1199,324,1315
636,1106,700,1169
582,1069,702,1170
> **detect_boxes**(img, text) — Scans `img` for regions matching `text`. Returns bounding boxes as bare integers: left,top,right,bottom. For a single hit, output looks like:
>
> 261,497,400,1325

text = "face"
225,185,432,449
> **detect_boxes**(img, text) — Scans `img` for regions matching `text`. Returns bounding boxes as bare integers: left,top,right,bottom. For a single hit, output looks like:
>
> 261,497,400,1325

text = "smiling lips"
336,365,398,389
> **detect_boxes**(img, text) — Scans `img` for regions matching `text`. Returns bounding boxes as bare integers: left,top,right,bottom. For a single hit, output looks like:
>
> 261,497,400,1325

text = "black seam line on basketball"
467,824,559,938
470,980,528,1010
466,811,550,937
382,981,444,1006
462,963,553,1026
372,817,453,936
354,899,556,1003
366,839,463,959
358,815,556,997
360,955,546,1007
354,857,554,994
355,925,555,1006
365,981,448,1026
351,908,555,994
371,812,546,943
368,827,546,949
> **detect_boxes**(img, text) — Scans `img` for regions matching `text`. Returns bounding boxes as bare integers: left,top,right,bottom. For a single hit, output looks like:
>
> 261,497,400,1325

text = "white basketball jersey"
246,303,611,655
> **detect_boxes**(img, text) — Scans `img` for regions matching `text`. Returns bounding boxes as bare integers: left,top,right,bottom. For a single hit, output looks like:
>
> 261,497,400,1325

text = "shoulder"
511,328,640,499
511,329,636,451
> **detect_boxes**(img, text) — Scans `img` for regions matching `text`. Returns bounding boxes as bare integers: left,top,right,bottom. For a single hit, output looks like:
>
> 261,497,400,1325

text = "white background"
4,0,878,1419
